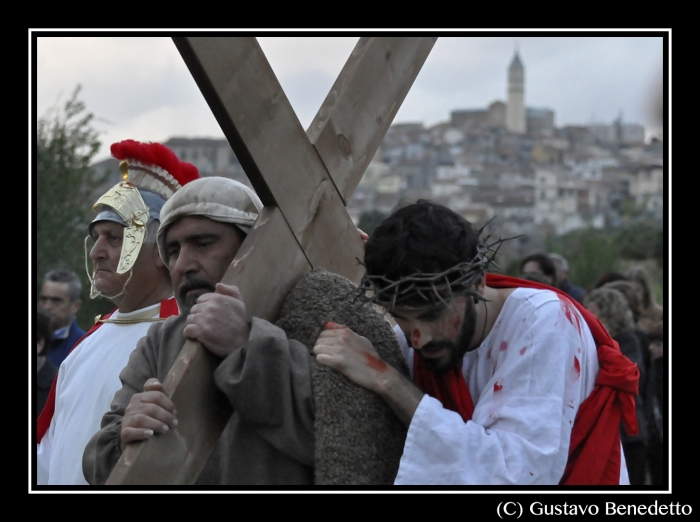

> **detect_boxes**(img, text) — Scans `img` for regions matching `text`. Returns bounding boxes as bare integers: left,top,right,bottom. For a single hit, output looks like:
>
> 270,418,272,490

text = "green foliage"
503,257,522,277
614,221,664,263
620,196,650,220
545,228,619,291
358,209,388,236
36,85,113,328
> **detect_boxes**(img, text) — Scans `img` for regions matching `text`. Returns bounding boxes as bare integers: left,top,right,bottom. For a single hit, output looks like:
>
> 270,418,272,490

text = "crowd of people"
35,139,665,487
518,252,665,486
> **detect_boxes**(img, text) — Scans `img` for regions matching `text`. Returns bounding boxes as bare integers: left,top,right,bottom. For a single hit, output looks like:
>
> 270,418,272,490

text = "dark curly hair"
364,200,481,307
520,253,556,282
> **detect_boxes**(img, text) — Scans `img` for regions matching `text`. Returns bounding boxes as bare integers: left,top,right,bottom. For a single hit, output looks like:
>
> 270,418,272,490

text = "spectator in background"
602,281,641,321
604,278,664,486
36,306,58,416
549,253,586,303
593,271,627,290
645,319,664,485
627,266,663,339
39,269,86,367
584,287,648,486
519,253,556,286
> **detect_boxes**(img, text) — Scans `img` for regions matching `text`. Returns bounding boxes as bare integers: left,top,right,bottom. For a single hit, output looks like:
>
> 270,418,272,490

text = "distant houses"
90,50,663,259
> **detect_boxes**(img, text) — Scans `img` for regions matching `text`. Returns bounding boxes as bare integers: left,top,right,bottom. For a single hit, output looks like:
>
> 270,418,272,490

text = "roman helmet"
86,139,200,299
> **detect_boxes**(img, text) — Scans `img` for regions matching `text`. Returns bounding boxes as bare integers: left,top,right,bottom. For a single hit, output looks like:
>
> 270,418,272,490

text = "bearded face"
392,294,479,374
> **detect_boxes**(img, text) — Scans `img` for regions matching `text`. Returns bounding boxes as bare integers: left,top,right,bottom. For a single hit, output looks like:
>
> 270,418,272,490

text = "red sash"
413,274,639,485
36,297,179,442
413,361,474,422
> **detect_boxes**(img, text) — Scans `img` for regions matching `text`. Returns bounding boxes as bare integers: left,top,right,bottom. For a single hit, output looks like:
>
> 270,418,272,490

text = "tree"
36,85,113,328
545,228,619,291
358,209,388,236
614,220,664,264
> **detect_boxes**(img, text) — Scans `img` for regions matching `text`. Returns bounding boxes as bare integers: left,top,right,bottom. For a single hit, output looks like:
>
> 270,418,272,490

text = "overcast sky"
33,31,667,162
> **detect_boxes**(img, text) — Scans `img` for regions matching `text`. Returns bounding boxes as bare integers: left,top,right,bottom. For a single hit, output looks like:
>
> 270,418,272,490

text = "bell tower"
506,49,526,134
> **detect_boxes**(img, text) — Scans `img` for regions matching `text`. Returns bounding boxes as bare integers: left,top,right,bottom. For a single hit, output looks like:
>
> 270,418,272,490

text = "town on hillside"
90,50,664,263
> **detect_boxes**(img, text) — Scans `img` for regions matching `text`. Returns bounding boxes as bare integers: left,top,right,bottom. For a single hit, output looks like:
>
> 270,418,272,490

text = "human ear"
148,243,165,268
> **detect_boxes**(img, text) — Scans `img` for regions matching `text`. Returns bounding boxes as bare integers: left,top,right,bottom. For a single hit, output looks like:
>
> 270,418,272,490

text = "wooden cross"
106,36,436,485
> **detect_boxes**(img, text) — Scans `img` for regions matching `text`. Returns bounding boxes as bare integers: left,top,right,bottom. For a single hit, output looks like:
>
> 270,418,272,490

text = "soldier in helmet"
36,140,199,485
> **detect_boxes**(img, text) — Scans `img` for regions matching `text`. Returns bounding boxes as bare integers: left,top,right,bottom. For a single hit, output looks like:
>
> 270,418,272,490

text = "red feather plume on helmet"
110,139,200,188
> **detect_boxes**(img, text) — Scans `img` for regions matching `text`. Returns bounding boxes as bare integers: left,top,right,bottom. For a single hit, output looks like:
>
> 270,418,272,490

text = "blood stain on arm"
364,352,388,373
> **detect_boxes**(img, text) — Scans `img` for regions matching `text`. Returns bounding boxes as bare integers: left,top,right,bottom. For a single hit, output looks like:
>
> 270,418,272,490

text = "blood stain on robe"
519,346,528,355
557,294,581,334
573,356,580,379
494,381,503,392
499,341,508,351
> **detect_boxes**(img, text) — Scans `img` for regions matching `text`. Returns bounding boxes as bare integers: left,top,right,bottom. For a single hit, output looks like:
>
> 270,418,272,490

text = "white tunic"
393,287,628,485
36,303,164,485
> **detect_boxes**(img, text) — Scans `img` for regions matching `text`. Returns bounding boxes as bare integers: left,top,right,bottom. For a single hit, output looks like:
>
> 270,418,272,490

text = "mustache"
418,340,456,354
178,277,216,300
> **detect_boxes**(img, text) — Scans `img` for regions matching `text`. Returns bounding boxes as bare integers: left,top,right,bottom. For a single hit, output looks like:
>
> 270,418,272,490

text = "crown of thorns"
358,219,518,312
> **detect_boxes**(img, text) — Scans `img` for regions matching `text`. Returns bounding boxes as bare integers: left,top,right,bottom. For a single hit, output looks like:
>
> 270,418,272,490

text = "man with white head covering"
37,140,199,485
83,176,316,486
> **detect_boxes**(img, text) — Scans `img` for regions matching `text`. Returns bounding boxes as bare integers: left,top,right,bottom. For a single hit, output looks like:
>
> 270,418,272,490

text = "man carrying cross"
83,176,316,485
314,200,640,485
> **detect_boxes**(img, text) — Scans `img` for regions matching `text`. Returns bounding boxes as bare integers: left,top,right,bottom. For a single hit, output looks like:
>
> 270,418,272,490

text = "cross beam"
106,36,436,485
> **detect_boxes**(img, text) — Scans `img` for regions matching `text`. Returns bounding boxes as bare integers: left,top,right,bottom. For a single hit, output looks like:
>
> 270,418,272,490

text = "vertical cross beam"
106,36,436,485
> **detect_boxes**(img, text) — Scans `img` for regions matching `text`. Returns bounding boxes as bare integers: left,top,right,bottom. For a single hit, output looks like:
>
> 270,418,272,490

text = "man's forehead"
92,220,125,235
41,280,71,297
165,215,228,240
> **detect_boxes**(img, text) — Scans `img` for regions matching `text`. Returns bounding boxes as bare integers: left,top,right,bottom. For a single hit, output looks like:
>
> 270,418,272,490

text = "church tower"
506,49,526,134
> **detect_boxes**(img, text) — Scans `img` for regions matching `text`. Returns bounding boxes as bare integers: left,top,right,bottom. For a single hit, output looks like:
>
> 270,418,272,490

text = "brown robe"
83,315,315,486
83,269,407,486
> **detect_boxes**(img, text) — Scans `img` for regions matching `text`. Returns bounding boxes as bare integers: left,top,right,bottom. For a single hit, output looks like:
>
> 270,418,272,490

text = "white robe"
393,287,629,485
36,303,165,485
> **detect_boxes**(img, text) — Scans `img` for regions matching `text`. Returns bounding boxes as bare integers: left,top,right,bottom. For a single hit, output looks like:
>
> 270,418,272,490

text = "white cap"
157,177,263,265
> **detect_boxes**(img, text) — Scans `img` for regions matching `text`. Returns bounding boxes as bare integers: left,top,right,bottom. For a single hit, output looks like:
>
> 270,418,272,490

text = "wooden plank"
106,342,228,485
307,37,437,203
174,36,364,283
107,207,313,484
222,206,313,320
